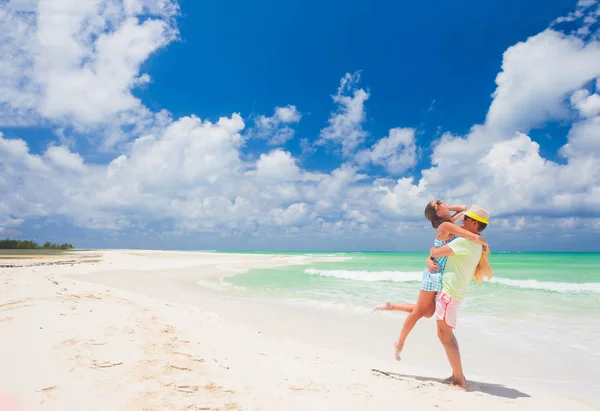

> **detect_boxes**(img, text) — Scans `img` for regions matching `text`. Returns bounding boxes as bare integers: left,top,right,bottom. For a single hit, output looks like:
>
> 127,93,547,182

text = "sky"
1,0,600,252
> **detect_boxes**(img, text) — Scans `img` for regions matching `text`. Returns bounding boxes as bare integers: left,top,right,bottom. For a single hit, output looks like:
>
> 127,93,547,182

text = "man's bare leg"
373,301,416,313
393,290,436,360
437,320,467,390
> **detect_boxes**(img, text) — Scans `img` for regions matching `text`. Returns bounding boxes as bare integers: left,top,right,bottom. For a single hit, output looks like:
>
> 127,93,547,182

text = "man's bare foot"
393,340,403,361
372,301,392,313
448,375,467,391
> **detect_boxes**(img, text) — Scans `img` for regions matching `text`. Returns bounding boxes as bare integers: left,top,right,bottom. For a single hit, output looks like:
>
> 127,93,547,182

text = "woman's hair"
424,200,450,229
474,244,493,284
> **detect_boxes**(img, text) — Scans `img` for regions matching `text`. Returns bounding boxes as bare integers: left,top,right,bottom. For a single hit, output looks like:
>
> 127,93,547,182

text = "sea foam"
489,278,600,293
304,269,600,293
304,268,422,282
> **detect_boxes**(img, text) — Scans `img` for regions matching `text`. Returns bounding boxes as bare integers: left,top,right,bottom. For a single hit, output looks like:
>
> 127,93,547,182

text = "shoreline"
1,250,596,410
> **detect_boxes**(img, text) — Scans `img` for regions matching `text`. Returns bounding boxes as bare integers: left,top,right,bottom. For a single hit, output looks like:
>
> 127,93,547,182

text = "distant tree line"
0,239,74,250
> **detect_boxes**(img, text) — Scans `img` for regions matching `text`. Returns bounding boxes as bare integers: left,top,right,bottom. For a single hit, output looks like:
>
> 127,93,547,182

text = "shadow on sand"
371,369,531,400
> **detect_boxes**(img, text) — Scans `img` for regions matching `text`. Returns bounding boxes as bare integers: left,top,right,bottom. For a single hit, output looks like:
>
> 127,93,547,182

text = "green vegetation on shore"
0,239,74,250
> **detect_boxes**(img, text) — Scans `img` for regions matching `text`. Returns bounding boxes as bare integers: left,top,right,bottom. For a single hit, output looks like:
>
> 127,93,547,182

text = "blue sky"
1,0,600,251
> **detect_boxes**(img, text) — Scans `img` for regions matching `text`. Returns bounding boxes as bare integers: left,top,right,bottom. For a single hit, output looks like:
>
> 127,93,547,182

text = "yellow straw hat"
464,205,490,224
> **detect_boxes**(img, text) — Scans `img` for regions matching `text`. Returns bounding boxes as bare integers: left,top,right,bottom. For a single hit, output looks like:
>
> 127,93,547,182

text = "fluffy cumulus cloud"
485,29,600,135
355,128,417,175
0,0,178,146
1,0,600,250
251,105,302,145
571,89,600,117
0,126,370,240
318,72,370,157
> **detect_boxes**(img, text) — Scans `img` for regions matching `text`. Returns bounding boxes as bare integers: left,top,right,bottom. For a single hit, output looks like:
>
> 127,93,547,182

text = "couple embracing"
374,201,493,390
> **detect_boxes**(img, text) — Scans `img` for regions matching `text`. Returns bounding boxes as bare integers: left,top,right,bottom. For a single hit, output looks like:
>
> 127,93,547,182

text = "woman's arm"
439,221,488,246
448,204,467,212
448,205,467,223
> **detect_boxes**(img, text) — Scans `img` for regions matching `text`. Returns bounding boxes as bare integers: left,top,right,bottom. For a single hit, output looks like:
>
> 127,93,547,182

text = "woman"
374,200,489,361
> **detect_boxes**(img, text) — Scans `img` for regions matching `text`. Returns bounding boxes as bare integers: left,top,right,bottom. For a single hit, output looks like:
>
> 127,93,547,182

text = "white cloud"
561,115,600,157
486,30,600,136
571,89,600,117
6,0,38,12
0,4,39,126
45,145,85,171
107,114,246,191
300,138,316,155
0,128,378,241
577,0,597,8
376,176,430,219
0,119,328,236
0,215,25,237
0,0,179,142
274,106,302,123
318,72,369,157
312,163,365,202
355,128,417,174
0,112,248,228
252,149,302,181
252,105,302,145
552,0,599,29
269,203,309,226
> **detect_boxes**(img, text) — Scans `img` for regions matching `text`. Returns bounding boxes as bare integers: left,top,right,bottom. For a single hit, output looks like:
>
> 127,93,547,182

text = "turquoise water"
222,252,600,317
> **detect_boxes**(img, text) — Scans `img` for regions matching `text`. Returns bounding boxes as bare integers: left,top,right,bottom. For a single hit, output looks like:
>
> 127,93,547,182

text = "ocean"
222,252,600,316
202,251,600,400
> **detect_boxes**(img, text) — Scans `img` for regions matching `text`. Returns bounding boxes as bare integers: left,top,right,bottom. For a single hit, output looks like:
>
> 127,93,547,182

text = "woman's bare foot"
372,301,392,313
448,375,467,391
393,340,403,361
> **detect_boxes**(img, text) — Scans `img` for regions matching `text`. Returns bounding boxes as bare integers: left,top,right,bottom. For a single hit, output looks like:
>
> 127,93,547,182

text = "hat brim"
465,210,489,225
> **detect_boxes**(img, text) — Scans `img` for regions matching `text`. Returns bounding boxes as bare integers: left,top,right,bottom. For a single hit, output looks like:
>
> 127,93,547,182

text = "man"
427,205,490,391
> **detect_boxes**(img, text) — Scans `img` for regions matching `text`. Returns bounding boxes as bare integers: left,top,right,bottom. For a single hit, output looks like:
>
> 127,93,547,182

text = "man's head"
462,205,490,233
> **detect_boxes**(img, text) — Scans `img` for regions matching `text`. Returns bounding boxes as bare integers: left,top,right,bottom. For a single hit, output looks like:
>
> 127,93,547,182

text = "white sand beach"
0,250,595,411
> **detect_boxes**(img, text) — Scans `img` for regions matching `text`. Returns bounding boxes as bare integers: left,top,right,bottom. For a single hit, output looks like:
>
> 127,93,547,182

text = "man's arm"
431,237,474,259
430,245,455,259
426,256,440,272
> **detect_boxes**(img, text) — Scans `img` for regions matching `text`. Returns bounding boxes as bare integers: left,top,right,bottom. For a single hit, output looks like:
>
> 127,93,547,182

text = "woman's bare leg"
394,290,436,360
373,301,416,313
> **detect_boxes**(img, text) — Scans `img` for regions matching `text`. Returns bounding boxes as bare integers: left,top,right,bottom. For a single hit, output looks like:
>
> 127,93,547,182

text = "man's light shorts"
435,292,462,329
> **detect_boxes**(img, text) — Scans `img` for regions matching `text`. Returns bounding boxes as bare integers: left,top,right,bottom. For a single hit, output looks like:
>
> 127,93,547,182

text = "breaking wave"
304,269,600,293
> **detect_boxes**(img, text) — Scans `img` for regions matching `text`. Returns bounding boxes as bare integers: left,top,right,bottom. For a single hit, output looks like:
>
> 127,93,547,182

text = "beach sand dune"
0,251,595,410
